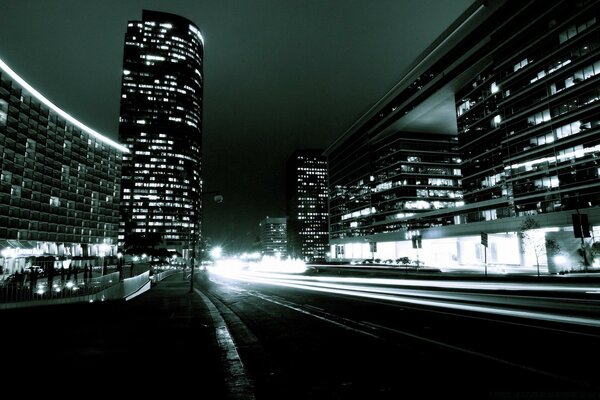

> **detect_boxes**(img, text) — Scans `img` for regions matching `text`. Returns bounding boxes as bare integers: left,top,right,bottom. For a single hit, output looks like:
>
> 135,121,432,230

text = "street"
3,268,600,399
199,267,600,399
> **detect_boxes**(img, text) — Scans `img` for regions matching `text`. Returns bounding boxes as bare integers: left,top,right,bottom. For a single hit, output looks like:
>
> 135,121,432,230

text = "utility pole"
481,232,488,277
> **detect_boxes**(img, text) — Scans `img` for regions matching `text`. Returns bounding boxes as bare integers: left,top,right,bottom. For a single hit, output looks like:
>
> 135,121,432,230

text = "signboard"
481,232,488,247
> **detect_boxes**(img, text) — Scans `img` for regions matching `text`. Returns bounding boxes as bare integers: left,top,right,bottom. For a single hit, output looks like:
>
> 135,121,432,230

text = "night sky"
0,0,472,252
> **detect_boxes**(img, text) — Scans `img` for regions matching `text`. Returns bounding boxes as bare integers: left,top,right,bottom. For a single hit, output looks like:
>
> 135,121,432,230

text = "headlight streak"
211,267,600,293
209,268,600,328
239,277,600,315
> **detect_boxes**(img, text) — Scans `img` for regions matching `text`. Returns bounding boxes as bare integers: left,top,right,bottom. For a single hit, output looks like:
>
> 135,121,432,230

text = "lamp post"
189,191,223,293
117,252,123,280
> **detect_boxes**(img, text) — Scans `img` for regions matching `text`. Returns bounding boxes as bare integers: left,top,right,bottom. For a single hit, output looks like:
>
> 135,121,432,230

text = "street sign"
481,232,488,247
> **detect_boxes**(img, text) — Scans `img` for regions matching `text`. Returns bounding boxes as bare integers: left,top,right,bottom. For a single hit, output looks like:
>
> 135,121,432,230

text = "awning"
0,240,42,257
1,240,37,249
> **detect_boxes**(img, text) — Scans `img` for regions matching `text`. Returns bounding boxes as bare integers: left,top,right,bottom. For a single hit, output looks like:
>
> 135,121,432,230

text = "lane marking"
246,290,592,388
194,289,256,400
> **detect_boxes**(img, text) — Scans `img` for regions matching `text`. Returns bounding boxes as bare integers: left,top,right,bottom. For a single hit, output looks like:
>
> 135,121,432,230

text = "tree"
518,217,545,277
589,242,600,264
578,241,596,270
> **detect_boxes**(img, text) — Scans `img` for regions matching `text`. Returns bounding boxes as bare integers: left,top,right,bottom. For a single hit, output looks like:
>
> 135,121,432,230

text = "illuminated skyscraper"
286,149,329,261
259,217,287,258
118,10,204,258
326,0,600,272
0,57,125,275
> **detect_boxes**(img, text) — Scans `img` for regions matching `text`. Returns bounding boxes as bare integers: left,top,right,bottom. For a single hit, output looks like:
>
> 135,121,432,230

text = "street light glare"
210,246,223,259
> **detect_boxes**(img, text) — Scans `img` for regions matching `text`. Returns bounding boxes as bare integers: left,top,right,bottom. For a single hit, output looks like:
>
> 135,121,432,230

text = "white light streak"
0,57,128,153
209,269,600,327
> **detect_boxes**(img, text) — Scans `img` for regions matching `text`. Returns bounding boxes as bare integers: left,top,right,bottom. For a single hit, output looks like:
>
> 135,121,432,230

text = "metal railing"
0,272,120,304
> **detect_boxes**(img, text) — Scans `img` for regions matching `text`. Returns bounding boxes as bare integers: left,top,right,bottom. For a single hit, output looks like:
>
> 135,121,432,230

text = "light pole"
189,191,223,293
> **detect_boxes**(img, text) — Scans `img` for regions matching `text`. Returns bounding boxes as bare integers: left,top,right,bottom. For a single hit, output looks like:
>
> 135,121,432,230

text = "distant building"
118,10,204,259
326,0,600,273
286,149,329,261
0,57,126,276
259,217,287,258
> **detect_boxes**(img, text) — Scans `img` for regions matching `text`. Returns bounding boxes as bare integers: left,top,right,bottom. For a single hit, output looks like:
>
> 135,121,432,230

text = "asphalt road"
3,269,600,399
199,267,600,399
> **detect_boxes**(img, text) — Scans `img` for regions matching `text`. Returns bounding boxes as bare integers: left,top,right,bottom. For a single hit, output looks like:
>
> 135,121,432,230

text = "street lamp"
189,191,223,293
117,252,123,280
210,246,222,259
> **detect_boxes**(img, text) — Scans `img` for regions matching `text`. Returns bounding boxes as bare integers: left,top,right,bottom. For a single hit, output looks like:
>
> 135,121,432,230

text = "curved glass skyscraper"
118,10,204,259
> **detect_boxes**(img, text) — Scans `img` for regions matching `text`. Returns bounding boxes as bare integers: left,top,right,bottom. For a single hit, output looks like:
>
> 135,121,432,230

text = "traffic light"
581,213,591,238
573,213,591,238
411,235,422,249
573,214,582,238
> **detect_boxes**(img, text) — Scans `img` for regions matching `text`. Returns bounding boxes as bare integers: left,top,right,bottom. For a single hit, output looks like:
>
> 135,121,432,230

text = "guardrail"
0,271,151,309
152,269,180,282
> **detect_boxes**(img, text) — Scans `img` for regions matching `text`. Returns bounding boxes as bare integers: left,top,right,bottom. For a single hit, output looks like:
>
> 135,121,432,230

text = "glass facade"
460,1,600,217
0,57,126,276
329,132,462,241
259,217,287,258
326,0,600,271
286,150,328,261
118,10,204,258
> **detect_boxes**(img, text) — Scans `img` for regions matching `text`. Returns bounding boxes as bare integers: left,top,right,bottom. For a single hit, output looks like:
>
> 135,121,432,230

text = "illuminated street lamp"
117,252,123,280
189,191,223,293
210,246,223,259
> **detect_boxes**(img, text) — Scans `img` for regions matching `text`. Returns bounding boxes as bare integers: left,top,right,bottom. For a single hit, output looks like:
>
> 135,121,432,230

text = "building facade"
286,149,329,261
0,57,126,277
326,0,600,273
118,10,204,259
259,217,287,258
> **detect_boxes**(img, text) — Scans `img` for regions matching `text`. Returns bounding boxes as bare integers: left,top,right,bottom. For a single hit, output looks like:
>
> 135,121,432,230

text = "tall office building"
259,217,287,258
286,149,329,261
118,10,204,258
326,0,600,272
0,57,126,276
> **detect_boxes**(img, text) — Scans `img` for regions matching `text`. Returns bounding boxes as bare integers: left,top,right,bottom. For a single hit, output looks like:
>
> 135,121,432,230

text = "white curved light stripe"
0,56,128,153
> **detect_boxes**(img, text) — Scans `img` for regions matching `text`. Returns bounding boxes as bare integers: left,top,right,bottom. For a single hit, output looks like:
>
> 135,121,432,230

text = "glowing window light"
490,81,499,94
0,57,127,153
189,24,204,45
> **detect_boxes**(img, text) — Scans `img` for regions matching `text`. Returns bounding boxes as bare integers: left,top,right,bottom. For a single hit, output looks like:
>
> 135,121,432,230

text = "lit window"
0,99,7,126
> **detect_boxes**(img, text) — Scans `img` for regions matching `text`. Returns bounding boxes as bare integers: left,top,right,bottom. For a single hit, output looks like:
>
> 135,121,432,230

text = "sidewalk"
0,274,230,397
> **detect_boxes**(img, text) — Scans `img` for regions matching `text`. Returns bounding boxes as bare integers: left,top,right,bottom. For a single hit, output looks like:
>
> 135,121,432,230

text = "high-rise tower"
326,0,600,272
259,217,287,258
286,149,329,261
118,10,204,259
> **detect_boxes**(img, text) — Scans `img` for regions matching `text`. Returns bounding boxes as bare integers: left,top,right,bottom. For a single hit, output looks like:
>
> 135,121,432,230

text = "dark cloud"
0,0,473,251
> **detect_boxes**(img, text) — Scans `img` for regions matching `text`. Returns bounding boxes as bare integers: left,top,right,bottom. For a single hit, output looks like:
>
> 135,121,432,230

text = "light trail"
208,266,600,328
210,265,600,294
